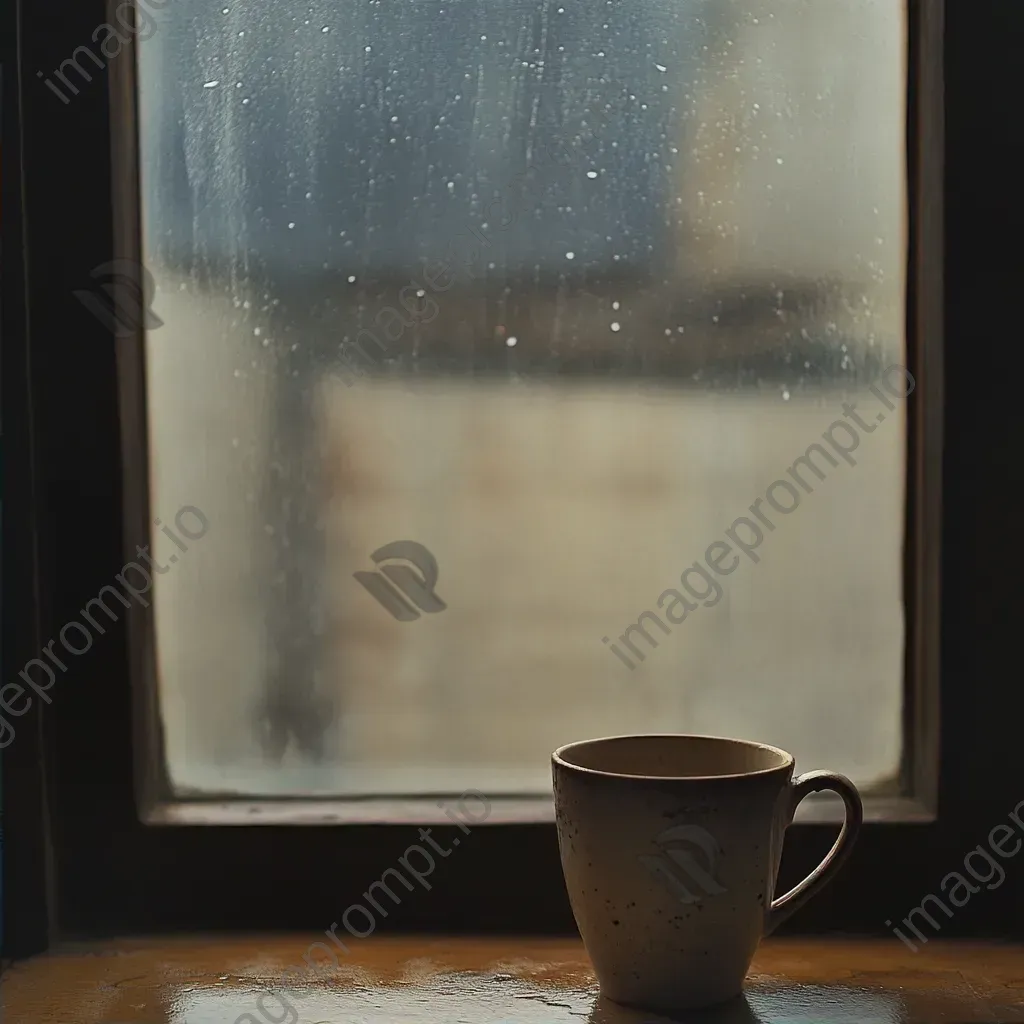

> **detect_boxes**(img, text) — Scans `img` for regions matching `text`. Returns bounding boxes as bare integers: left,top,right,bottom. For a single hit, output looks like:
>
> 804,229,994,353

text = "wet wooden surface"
2,936,1022,1023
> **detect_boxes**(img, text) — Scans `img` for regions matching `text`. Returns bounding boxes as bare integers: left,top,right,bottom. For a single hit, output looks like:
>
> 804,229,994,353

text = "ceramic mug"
552,733,862,1012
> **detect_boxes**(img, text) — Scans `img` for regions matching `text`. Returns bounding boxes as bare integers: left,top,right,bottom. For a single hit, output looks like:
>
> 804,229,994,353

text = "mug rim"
551,732,795,781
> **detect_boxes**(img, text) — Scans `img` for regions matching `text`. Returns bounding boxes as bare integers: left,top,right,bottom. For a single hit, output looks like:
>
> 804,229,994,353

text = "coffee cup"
552,733,862,1012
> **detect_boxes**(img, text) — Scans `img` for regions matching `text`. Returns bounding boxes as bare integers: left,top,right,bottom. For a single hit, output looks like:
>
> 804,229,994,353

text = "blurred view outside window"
137,0,907,797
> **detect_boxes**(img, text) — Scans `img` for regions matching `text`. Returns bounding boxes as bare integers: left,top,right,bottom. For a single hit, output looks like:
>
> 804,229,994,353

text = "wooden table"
2,936,1022,1023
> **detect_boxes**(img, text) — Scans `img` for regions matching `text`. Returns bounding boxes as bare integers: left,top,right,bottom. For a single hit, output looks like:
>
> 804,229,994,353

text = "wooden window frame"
5,0,1024,957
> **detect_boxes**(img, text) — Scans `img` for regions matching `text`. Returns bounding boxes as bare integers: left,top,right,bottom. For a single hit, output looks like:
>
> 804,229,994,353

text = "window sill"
143,793,936,826
3,935,1022,1023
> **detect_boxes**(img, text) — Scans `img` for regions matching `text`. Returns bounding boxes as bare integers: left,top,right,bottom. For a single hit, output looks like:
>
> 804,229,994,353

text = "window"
20,0,1021,947
131,0,909,805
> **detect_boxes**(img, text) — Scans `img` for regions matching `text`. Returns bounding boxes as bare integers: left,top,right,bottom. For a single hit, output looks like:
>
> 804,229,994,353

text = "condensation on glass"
137,0,907,797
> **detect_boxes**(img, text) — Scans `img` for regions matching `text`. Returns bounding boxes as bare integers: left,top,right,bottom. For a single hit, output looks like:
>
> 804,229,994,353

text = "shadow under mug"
552,733,862,1013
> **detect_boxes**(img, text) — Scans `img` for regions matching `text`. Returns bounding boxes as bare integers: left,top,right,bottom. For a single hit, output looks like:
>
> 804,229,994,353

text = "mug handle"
765,770,863,934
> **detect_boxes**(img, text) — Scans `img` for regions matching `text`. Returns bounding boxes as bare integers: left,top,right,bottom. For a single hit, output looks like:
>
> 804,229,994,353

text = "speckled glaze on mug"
552,734,862,1013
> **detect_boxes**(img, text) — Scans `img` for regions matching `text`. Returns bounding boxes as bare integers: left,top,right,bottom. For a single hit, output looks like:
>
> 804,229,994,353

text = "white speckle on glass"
565,251,575,260
506,336,517,347
347,275,356,283
610,322,620,332
202,80,220,88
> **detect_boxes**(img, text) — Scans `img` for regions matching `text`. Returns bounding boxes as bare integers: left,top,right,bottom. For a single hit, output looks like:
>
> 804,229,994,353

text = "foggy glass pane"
138,0,906,797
